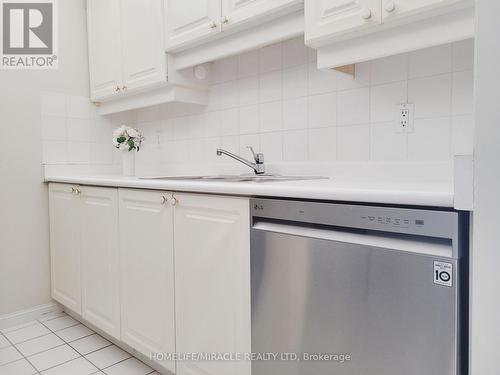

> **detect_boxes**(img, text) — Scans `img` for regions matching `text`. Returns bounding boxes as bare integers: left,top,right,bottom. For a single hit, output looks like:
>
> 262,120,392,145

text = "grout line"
0,330,42,374
40,318,156,374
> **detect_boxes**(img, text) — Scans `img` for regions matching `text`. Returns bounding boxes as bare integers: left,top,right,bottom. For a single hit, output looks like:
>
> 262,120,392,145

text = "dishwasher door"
251,219,464,375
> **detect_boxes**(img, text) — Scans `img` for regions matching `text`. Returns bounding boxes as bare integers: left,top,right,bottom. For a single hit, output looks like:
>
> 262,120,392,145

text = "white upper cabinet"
382,0,472,22
49,184,82,315
221,0,303,31
165,0,303,53
80,187,121,339
87,0,122,100
120,0,167,92
174,193,251,375
305,0,382,45
164,0,222,51
87,0,167,101
307,0,475,68
119,189,176,374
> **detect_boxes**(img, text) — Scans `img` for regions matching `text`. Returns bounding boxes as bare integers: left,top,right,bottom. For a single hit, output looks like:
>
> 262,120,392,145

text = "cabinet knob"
161,195,167,205
115,86,121,92
122,85,128,91
210,21,218,29
170,196,178,206
361,7,372,20
385,1,396,12
222,16,229,24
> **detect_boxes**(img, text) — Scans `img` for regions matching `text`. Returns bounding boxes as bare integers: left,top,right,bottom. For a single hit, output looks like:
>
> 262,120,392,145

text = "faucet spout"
216,148,266,175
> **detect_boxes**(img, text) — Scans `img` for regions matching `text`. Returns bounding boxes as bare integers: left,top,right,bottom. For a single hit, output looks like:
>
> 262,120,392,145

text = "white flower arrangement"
112,125,144,152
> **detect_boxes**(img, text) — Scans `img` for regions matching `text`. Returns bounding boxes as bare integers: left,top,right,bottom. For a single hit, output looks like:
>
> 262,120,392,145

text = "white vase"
122,151,135,177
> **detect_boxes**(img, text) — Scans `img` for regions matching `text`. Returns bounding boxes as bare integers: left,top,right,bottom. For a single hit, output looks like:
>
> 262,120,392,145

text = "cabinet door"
80,187,120,339
174,193,251,375
87,0,122,100
120,0,167,92
221,0,303,31
305,0,381,45
382,0,472,21
119,189,175,373
164,0,222,52
49,184,81,314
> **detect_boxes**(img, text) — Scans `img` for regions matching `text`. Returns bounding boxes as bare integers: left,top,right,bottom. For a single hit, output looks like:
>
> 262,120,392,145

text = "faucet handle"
246,146,264,164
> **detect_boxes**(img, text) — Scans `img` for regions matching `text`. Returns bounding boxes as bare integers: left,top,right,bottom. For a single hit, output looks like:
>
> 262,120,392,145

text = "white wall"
471,0,500,373
0,0,90,315
122,37,475,176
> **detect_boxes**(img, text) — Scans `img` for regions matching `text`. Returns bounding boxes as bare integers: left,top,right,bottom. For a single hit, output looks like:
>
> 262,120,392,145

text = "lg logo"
1,0,57,69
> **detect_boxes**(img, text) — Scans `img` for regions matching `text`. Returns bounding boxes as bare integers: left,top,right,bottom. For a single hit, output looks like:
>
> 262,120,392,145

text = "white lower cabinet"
119,189,176,373
49,183,82,315
174,193,251,375
49,185,251,375
80,187,121,339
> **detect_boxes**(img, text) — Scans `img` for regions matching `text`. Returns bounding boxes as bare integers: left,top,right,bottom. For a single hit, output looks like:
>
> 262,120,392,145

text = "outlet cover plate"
396,103,414,133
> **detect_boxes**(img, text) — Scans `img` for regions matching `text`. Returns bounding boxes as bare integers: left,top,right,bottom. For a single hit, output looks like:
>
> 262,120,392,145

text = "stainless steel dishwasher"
250,198,469,375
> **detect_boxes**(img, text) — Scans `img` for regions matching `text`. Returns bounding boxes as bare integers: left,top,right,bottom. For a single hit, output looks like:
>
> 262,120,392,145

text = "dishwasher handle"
252,220,454,259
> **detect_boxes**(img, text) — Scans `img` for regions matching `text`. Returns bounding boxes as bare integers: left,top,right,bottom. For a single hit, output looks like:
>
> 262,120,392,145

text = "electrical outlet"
396,103,414,133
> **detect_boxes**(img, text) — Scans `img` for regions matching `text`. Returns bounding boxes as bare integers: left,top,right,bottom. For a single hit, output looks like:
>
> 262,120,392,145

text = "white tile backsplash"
337,88,370,126
408,74,452,118
283,130,308,161
308,127,337,161
283,64,308,99
42,38,475,172
408,44,452,79
41,93,125,167
308,92,337,128
337,125,371,160
408,117,452,160
283,97,308,130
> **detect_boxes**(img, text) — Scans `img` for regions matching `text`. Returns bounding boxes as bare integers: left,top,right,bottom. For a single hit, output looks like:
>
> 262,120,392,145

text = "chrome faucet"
216,146,266,175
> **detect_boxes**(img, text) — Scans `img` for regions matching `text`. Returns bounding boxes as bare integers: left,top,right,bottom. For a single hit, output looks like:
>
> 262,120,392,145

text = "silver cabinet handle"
210,21,218,29
161,195,168,205
222,16,229,24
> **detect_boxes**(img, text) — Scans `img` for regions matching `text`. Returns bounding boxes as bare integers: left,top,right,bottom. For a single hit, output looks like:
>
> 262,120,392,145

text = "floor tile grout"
0,330,42,374
2,316,158,375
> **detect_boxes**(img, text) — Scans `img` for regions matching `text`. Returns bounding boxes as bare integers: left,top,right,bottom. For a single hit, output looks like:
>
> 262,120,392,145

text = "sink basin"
140,175,328,183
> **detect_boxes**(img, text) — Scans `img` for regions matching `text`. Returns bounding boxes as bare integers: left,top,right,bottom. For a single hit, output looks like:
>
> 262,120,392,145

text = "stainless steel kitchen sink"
139,175,328,183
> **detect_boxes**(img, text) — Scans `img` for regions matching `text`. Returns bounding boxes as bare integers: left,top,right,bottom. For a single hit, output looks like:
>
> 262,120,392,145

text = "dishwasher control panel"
251,198,460,242
360,214,425,229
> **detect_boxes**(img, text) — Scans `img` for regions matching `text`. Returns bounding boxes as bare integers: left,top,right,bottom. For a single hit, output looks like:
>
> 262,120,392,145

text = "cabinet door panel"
87,0,122,100
164,0,222,51
120,0,167,92
119,189,175,373
221,0,303,31
382,0,472,21
49,184,81,314
174,193,251,375
81,187,120,339
305,0,381,44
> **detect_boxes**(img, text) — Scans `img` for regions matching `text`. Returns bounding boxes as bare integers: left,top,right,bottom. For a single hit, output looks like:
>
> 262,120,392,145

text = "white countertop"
44,174,454,208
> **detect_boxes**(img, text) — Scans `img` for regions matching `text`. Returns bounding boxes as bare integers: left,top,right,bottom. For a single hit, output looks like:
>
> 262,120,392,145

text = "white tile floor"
0,312,160,375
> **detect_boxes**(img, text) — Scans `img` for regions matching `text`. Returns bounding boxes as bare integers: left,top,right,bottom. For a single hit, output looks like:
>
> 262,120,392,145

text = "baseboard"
0,301,63,330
